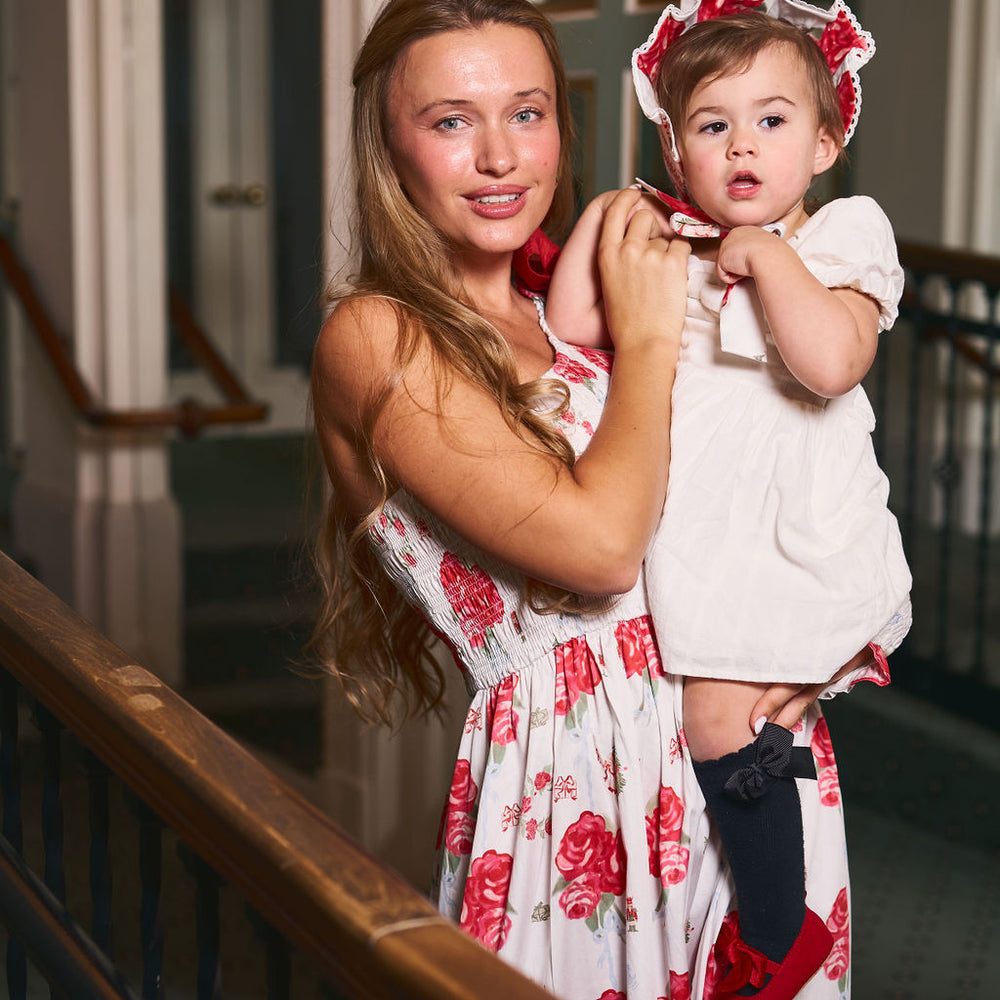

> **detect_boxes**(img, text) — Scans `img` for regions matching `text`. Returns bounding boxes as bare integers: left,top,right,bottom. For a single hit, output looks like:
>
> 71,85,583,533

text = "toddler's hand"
716,225,788,285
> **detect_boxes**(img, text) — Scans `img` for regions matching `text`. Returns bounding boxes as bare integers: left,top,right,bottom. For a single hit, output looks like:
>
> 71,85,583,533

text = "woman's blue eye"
438,117,462,131
514,109,538,123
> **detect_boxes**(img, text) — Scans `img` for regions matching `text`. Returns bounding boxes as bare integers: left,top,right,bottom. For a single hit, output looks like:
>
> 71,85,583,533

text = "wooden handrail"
897,239,1000,289
896,240,1000,380
0,234,268,436
0,551,553,999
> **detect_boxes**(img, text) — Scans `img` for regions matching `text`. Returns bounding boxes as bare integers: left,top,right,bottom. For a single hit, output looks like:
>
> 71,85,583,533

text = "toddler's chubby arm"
547,190,675,350
717,227,879,398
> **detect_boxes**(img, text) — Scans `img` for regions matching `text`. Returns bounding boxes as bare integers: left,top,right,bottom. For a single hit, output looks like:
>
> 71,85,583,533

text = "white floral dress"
368,302,886,1000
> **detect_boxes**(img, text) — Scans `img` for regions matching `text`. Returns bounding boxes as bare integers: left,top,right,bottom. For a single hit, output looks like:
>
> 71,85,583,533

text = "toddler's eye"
700,120,727,135
761,114,786,129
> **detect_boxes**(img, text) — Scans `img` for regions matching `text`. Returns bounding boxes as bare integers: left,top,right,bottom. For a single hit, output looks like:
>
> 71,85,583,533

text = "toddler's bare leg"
683,676,770,762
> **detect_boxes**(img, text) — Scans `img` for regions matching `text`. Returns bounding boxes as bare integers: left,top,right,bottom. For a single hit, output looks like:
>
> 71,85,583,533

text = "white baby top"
645,196,912,683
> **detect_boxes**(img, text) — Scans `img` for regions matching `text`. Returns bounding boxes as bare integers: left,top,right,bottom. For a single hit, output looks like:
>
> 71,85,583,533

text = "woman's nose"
476,125,516,175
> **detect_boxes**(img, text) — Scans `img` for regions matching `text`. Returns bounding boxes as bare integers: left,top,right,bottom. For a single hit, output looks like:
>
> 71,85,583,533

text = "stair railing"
868,239,1000,723
0,550,553,999
0,234,268,436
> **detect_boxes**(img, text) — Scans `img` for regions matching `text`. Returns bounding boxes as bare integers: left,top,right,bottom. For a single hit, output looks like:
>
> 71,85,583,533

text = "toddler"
542,3,912,997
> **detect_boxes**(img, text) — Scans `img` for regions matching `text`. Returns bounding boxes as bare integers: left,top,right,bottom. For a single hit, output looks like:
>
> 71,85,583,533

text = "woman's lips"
466,188,527,218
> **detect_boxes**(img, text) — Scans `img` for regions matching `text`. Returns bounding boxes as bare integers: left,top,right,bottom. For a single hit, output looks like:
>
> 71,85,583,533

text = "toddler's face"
676,43,838,235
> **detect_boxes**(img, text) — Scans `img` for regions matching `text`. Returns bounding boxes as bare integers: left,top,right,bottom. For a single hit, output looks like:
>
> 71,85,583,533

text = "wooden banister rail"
896,240,1000,380
0,551,553,999
0,234,268,436
897,240,1000,289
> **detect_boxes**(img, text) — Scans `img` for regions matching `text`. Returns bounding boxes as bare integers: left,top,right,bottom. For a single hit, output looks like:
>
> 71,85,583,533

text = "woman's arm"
716,227,879,398
313,190,691,596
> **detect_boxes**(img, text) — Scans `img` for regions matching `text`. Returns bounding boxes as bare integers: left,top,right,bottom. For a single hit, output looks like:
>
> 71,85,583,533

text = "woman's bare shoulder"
314,293,407,369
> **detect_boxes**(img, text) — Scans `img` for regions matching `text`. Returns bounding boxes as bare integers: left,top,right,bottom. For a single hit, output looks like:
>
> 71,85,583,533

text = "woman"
311,2,872,996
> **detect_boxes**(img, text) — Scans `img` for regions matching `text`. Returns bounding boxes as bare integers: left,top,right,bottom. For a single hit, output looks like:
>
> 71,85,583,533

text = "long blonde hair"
308,0,578,726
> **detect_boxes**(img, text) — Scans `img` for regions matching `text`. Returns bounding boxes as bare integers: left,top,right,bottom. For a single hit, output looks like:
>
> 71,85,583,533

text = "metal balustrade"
869,241,1000,724
0,552,554,999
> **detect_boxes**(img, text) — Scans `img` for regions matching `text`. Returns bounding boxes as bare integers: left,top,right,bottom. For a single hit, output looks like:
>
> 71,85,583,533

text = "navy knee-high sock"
693,738,806,964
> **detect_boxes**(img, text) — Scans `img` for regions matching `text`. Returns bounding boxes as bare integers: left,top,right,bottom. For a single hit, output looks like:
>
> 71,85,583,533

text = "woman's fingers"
748,647,873,732
749,683,821,733
599,187,645,244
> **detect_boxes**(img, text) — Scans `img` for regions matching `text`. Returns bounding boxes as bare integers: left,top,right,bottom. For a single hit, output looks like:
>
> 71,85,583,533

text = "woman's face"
386,23,561,264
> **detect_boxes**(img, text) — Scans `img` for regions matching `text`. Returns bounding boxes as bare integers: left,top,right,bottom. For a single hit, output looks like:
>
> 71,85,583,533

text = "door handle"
209,184,267,207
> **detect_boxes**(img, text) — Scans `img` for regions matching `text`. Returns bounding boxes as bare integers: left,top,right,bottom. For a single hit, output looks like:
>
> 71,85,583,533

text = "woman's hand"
598,188,690,354
748,646,874,732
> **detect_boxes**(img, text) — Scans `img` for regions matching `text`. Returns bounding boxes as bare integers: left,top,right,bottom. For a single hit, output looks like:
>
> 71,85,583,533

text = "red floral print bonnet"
632,1,875,200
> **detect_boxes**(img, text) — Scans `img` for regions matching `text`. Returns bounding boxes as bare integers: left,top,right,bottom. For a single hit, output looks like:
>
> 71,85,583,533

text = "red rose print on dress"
595,991,626,1000
488,675,519,747
446,811,476,857
668,970,691,1000
811,718,837,769
559,870,603,920
824,887,850,981
812,718,841,807
555,811,627,922
460,850,513,951
646,785,685,878
576,346,612,373
441,758,479,856
449,759,478,812
818,765,841,807
556,811,615,882
554,635,603,716
552,352,598,385
658,786,684,843
439,552,505,649
660,842,689,887
616,617,666,679
464,903,510,952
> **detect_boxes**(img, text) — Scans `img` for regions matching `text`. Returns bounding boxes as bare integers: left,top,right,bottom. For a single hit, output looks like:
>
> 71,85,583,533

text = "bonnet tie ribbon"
635,178,784,363
724,722,817,802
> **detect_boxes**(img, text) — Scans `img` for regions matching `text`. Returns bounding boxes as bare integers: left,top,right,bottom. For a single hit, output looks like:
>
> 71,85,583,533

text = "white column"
11,0,182,682
943,0,1000,253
